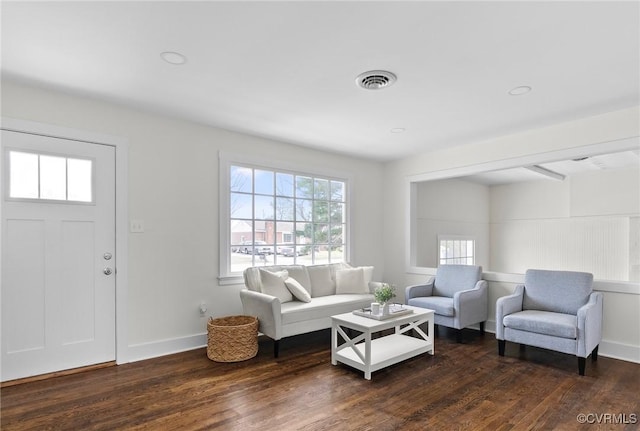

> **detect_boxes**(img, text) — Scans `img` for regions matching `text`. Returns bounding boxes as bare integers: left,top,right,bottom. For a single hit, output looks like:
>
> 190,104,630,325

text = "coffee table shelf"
331,305,434,380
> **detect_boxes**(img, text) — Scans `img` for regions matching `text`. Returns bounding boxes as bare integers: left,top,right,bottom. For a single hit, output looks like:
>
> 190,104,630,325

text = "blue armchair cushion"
503,310,577,339
523,269,593,315
433,265,483,298
408,296,455,317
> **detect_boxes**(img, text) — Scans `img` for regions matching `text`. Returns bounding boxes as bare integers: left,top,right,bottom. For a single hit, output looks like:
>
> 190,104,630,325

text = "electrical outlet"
199,302,207,316
130,220,145,233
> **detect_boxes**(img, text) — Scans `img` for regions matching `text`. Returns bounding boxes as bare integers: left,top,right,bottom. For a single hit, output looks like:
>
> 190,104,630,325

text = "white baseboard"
598,340,640,363
124,333,207,363
122,324,640,366
471,320,639,364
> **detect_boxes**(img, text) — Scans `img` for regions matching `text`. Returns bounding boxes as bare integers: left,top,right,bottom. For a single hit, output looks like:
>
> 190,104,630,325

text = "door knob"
103,267,113,276
103,252,112,260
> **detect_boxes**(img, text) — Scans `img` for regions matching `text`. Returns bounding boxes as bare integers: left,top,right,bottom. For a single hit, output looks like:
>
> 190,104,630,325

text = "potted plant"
374,283,396,315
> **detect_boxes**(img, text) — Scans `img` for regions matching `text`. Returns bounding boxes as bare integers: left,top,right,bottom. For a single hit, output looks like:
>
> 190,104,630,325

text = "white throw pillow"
307,265,335,297
361,266,374,283
285,277,312,303
335,267,368,294
259,269,293,303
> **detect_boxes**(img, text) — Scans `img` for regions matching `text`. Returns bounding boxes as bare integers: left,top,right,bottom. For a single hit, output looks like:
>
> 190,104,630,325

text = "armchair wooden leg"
274,340,280,358
498,340,505,356
456,330,462,343
479,321,485,335
578,357,586,376
592,345,599,362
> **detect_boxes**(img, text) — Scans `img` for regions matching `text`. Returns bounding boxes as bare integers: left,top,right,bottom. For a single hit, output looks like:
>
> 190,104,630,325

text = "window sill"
218,275,244,286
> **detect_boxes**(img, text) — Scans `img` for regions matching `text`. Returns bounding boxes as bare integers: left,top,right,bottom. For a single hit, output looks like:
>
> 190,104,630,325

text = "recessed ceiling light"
508,85,532,96
160,51,187,65
390,128,405,133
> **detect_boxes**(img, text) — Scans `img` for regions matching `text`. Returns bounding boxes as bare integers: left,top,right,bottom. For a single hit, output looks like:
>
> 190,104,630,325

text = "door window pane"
67,158,93,202
9,151,38,199
39,155,66,200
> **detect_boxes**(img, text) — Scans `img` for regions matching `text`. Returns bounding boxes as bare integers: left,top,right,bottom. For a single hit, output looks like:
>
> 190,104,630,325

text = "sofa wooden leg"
456,330,462,343
578,357,586,376
479,322,485,335
592,345,599,362
274,340,280,358
498,340,505,356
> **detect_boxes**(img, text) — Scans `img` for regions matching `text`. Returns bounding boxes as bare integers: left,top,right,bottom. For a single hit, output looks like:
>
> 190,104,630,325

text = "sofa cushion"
335,267,368,294
407,296,455,317
281,294,374,325
308,265,335,297
259,269,293,303
243,266,263,292
433,265,482,298
503,310,577,339
285,277,311,303
279,265,312,295
523,269,593,315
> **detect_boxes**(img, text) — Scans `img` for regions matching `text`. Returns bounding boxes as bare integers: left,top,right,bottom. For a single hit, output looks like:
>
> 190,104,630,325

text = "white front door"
1,130,116,381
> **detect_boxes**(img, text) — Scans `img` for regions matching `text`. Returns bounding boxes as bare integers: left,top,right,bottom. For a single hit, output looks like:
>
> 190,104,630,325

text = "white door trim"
1,117,129,365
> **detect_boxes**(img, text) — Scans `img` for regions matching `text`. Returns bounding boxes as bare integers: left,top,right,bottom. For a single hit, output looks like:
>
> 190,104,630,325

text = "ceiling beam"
524,165,566,181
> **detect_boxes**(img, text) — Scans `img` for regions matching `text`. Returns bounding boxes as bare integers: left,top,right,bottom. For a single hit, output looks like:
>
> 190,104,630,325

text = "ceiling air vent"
356,70,397,90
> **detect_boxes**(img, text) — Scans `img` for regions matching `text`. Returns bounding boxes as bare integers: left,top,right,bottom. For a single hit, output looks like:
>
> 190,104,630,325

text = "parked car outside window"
239,241,273,255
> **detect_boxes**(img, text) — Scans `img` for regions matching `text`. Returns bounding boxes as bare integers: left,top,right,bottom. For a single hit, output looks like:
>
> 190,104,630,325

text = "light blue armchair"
496,269,602,375
405,265,488,342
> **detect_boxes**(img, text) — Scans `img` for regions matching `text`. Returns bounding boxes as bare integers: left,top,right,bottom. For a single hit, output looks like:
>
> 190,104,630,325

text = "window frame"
218,151,352,284
437,235,476,266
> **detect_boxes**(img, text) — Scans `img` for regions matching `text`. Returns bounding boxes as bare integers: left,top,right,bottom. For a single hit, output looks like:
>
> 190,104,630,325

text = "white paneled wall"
490,216,630,280
490,167,640,282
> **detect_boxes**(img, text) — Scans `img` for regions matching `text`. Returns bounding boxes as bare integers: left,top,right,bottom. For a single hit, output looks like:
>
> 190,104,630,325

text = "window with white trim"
438,236,475,265
221,158,348,278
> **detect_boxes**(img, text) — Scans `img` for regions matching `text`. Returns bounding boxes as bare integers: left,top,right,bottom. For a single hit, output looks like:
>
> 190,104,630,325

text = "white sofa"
240,263,379,357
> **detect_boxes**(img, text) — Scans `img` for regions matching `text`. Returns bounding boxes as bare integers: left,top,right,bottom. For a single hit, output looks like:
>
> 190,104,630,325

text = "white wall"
383,106,640,363
3,78,639,364
1,79,385,361
490,166,640,281
415,179,490,268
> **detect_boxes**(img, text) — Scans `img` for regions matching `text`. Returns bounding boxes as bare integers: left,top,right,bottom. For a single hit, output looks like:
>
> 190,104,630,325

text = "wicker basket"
207,315,258,362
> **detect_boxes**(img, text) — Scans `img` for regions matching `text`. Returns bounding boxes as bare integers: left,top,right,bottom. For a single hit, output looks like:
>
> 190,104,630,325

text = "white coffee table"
331,305,434,380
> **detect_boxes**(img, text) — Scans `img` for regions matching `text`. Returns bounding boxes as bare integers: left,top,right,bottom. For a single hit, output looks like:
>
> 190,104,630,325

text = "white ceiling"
1,1,639,162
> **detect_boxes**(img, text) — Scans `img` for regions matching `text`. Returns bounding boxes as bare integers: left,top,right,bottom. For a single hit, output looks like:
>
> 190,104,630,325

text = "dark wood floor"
2,328,639,431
